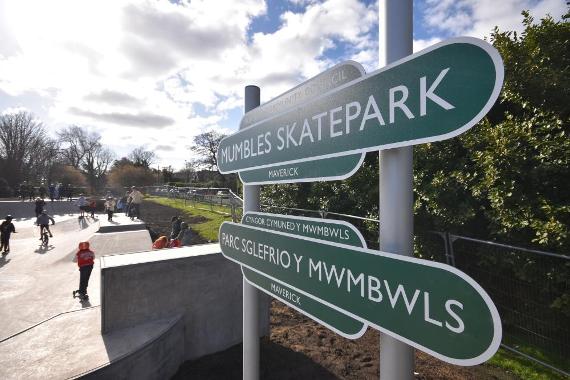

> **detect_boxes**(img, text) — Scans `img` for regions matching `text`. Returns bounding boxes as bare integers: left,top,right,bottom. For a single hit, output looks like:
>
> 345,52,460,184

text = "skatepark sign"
219,221,502,366
242,212,367,338
218,37,504,174
238,61,366,185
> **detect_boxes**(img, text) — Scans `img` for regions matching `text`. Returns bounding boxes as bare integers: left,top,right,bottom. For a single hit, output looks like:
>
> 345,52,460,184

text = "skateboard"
72,290,89,300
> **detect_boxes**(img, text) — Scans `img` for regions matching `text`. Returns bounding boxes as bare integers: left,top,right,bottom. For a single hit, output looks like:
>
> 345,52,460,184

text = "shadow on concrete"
34,244,55,254
80,298,92,308
78,217,89,230
172,338,340,380
0,254,11,268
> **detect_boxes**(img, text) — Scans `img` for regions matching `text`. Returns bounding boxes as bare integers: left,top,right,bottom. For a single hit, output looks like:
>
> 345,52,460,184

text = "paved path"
0,215,101,340
0,201,153,378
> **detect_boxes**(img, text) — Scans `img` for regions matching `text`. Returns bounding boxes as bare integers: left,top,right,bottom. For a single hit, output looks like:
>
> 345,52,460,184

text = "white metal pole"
243,85,261,380
379,1,415,379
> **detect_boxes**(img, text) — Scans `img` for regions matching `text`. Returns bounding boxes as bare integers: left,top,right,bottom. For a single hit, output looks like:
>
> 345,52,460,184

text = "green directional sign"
242,212,367,337
218,37,504,174
240,61,365,129
239,154,363,184
219,222,502,365
239,61,366,184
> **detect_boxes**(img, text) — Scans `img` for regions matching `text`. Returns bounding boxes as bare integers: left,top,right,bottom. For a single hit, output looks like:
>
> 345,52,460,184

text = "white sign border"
219,221,503,366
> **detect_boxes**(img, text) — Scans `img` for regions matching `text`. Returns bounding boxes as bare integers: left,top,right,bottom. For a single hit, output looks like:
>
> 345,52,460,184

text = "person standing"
75,194,88,218
0,215,16,255
121,191,130,215
19,183,26,201
88,197,97,218
54,183,60,201
48,184,56,202
73,241,95,300
60,184,68,201
67,184,73,201
28,186,35,201
34,197,45,218
128,186,143,220
39,185,46,199
104,197,116,222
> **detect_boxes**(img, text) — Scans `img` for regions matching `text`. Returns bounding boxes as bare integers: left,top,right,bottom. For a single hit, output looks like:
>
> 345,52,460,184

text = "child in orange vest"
73,241,95,300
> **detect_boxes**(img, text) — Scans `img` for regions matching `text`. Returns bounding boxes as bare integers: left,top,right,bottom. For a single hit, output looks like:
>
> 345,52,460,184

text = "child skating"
73,241,95,300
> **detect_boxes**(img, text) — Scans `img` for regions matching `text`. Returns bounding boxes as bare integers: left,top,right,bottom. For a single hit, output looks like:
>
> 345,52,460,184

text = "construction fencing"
421,232,569,376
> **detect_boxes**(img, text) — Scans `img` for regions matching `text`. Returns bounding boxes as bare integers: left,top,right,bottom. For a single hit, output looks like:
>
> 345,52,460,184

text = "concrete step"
0,307,184,380
97,214,147,233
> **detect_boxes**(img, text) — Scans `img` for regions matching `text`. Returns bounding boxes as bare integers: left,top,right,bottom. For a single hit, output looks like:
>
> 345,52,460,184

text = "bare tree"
185,159,200,181
57,125,88,169
83,146,115,191
0,111,52,188
189,131,226,170
128,146,156,169
56,125,115,191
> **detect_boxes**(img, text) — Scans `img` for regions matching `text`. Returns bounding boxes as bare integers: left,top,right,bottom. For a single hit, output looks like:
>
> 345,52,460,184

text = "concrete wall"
101,244,270,361
0,200,79,219
79,316,185,380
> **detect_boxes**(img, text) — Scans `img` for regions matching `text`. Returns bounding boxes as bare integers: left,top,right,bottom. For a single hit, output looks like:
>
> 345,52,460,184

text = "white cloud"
0,0,269,168
413,37,442,53
422,0,567,39
9,0,563,170
247,0,377,99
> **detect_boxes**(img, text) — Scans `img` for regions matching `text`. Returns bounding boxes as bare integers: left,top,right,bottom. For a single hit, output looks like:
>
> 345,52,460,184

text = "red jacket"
77,249,95,267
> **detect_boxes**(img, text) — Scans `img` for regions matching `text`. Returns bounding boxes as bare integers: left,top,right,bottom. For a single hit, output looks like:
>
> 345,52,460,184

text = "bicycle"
41,228,49,247
37,223,54,247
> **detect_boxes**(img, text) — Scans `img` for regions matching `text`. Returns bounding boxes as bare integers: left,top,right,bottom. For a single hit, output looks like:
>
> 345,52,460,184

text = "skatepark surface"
0,200,154,379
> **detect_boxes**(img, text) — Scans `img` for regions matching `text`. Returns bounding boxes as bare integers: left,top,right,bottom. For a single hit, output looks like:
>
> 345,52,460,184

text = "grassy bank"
146,196,232,242
488,346,568,380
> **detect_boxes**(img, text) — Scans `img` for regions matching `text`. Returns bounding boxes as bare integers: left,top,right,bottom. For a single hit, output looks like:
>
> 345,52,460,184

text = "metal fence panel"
447,235,569,374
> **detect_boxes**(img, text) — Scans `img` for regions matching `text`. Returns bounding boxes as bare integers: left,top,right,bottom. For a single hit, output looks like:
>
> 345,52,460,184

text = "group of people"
19,182,74,202
0,208,55,254
152,215,194,249
74,186,144,221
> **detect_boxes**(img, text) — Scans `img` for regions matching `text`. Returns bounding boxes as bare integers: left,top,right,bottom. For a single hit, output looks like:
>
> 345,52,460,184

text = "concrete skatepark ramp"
0,307,184,380
0,200,268,379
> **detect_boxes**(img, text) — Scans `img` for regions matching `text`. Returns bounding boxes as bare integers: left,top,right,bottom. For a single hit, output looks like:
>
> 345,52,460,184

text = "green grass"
147,196,233,242
488,346,568,380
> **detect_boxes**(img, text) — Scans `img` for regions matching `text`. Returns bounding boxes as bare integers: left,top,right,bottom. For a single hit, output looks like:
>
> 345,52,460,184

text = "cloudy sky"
0,0,566,170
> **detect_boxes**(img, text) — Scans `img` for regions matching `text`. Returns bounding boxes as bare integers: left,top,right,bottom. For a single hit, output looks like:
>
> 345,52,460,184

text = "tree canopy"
0,111,55,188
414,9,569,252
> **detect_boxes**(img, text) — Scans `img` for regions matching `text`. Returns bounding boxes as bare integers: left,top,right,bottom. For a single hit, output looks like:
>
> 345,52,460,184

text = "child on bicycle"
35,209,55,240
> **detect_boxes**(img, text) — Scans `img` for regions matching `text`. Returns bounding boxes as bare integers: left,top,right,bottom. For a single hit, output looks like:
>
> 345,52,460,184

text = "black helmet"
5,215,12,220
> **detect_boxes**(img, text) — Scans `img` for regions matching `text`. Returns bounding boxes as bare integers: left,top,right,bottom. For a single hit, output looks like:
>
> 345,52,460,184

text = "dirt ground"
140,200,516,379
173,299,516,380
